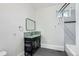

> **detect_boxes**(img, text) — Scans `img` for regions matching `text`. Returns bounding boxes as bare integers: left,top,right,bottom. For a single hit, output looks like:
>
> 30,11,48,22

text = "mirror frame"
25,18,36,31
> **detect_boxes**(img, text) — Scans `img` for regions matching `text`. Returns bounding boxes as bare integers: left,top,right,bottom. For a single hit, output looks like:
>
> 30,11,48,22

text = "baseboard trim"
41,44,64,51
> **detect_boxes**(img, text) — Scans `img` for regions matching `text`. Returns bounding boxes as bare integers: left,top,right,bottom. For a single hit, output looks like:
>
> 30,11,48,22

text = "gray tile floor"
34,48,67,56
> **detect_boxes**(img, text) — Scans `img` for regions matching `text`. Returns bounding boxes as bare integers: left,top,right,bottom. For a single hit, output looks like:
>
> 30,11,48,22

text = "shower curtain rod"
58,3,70,12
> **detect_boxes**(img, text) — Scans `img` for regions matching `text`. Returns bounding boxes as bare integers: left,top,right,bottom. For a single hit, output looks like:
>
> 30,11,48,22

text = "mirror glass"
25,18,36,31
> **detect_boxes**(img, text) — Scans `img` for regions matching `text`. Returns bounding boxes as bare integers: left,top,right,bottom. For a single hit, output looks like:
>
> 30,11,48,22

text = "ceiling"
31,3,57,9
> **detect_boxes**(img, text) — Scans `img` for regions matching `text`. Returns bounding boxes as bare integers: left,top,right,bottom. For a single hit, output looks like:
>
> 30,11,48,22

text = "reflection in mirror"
25,18,36,31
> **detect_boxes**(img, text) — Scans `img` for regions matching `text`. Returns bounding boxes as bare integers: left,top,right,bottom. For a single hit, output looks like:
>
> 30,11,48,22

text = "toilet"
0,50,7,56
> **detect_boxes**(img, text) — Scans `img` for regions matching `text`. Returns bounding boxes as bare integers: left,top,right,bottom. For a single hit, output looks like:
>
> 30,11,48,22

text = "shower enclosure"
63,3,76,45
57,3,76,47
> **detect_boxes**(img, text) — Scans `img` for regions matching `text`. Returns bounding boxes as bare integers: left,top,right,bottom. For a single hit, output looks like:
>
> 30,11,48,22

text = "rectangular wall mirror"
25,18,36,31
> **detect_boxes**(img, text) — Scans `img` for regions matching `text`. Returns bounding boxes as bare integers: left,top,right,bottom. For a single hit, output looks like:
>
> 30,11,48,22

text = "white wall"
0,3,65,56
0,3,35,56
35,4,64,51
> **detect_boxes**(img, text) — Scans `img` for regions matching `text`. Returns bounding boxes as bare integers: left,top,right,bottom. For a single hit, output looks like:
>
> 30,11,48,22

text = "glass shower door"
64,3,76,45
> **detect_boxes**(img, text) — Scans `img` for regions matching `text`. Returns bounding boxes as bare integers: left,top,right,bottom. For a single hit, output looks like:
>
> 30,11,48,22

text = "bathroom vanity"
24,31,41,56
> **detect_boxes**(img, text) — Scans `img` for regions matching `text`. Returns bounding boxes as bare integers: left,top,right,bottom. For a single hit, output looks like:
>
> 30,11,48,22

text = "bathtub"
65,44,79,56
